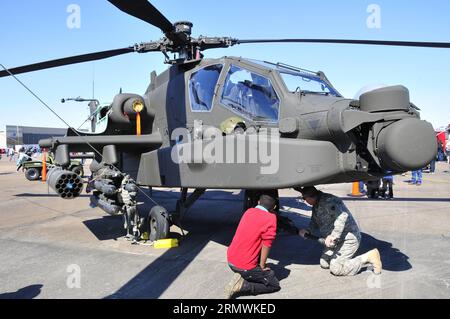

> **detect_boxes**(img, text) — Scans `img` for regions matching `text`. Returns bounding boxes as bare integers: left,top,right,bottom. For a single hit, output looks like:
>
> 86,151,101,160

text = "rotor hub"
174,21,193,36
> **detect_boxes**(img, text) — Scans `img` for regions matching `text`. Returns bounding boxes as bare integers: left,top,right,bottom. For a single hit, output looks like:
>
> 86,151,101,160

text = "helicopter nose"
375,117,437,171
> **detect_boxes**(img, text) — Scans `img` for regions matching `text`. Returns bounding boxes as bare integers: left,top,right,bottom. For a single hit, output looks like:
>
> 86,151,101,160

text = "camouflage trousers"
320,232,364,276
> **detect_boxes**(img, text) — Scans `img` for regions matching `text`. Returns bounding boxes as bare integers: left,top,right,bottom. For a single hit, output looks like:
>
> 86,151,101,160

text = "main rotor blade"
236,39,450,49
0,47,135,78
108,0,175,39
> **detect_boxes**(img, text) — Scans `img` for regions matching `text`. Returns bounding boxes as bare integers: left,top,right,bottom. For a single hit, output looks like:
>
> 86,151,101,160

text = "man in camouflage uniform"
297,186,382,276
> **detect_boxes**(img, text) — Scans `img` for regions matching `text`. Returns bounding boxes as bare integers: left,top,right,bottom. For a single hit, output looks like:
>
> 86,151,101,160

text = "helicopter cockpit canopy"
221,64,280,123
250,60,341,97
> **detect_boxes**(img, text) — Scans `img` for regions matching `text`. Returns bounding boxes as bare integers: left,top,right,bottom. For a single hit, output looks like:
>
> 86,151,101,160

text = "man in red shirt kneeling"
225,191,280,299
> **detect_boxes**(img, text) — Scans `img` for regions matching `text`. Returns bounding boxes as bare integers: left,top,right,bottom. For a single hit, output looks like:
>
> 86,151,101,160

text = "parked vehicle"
22,154,83,181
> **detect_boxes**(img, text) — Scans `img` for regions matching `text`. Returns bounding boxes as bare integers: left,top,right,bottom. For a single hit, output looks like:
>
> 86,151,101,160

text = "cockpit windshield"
221,65,279,123
280,71,339,96
249,60,341,97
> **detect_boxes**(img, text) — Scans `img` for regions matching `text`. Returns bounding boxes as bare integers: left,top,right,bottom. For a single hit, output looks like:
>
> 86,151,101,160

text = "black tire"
243,190,259,212
71,165,84,177
25,168,41,181
233,123,246,135
148,206,170,242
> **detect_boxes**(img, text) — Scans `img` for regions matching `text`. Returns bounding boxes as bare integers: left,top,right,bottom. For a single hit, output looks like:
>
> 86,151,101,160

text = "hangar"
1,125,66,148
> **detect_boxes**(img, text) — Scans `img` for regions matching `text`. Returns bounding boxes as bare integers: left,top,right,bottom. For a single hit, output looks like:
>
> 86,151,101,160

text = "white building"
0,130,6,149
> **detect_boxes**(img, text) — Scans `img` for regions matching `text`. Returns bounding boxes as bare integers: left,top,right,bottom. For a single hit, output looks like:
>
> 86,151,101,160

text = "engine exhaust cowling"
47,168,84,199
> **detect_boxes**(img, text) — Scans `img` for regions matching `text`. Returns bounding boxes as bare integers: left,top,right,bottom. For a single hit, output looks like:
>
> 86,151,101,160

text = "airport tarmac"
0,158,449,299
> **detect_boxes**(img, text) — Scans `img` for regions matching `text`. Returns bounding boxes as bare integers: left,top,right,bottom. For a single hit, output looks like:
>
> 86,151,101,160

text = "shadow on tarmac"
83,215,125,241
359,233,411,272
0,172,14,176
0,284,43,299
14,193,90,198
81,189,412,298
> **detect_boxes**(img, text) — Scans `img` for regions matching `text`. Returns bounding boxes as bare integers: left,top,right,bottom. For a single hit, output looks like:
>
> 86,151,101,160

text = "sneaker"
367,249,382,275
416,182,422,186
224,273,244,299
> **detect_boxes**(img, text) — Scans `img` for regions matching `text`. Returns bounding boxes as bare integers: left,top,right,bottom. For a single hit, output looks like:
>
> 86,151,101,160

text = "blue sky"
1,0,449,130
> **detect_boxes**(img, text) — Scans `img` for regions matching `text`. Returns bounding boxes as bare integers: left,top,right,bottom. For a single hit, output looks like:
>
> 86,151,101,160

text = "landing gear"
122,203,170,243
148,206,170,242
141,188,205,242
171,188,205,227
243,190,259,211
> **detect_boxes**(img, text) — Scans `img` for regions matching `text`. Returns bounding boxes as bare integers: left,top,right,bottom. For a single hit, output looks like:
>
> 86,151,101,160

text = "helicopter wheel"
148,206,170,242
243,190,259,211
25,168,41,181
233,123,246,135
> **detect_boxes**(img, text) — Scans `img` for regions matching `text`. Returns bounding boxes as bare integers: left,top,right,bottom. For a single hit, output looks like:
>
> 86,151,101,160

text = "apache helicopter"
1,0,447,242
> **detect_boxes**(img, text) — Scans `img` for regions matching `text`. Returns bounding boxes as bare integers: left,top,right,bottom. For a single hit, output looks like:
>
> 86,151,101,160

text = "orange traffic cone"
41,150,47,182
349,181,364,197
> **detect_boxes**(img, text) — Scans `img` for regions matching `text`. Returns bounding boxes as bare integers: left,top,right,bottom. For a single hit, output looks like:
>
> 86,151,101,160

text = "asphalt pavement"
0,158,449,299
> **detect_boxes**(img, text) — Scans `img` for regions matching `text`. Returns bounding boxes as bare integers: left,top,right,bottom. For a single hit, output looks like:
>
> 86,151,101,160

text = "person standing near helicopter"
446,139,450,171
